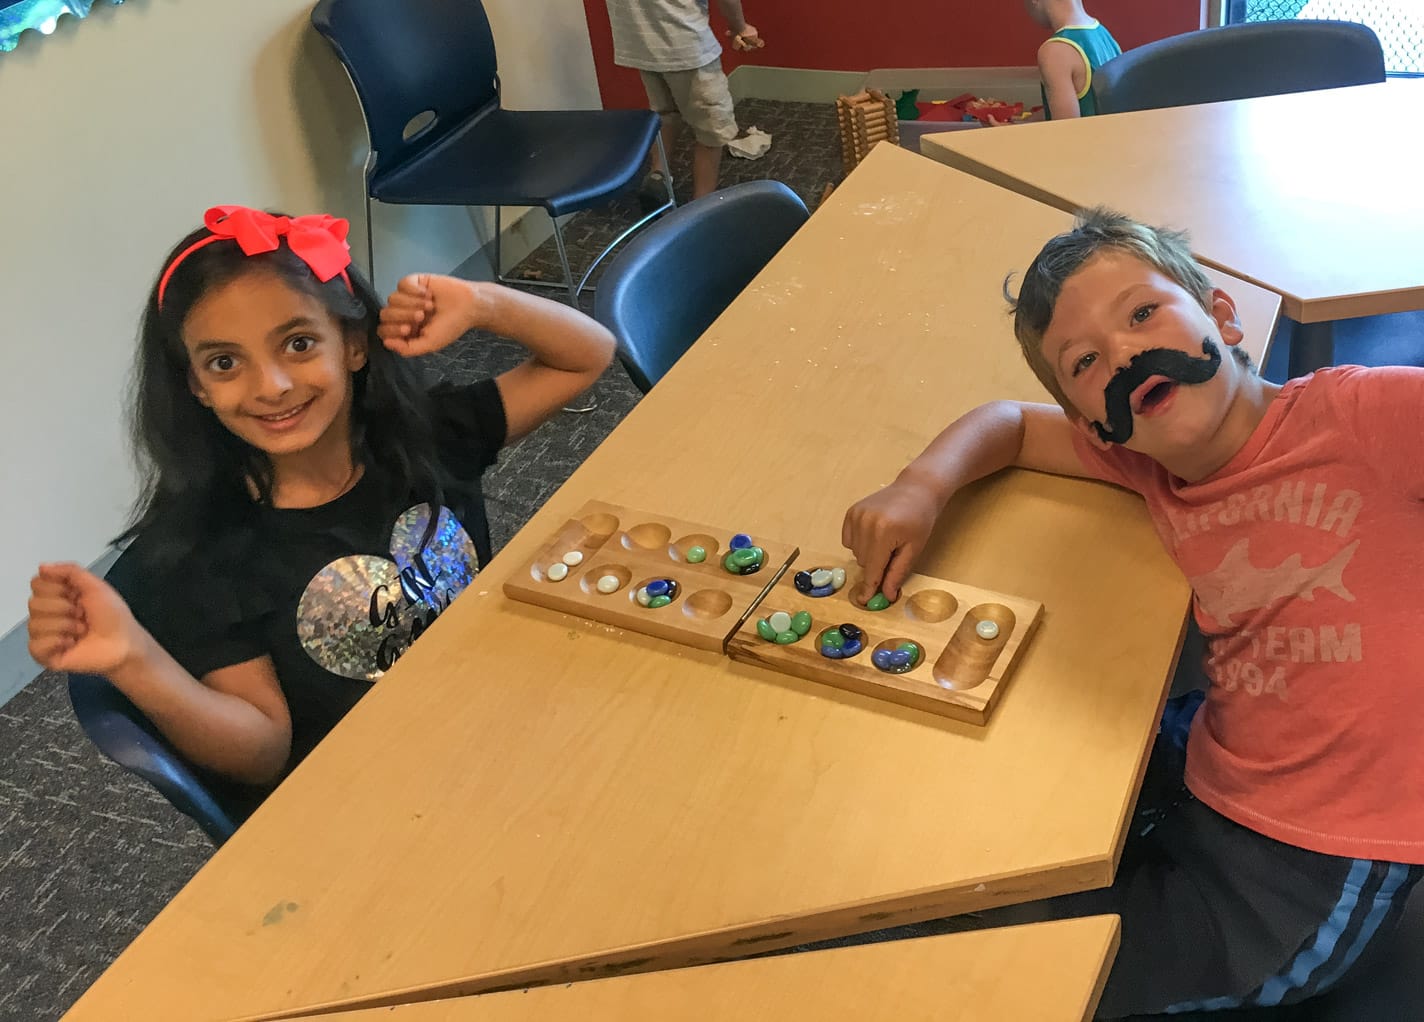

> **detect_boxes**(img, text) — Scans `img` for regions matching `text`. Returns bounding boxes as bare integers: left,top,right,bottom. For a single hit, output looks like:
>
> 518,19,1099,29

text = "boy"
841,209,1423,1017
1023,0,1121,118
605,0,762,202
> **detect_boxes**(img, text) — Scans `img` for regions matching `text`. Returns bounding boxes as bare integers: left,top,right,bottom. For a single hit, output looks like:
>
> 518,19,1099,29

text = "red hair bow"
157,205,354,309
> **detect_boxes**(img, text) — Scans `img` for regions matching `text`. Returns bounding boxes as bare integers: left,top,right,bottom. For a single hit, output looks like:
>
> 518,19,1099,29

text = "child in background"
842,208,1422,1016
27,206,615,816
605,0,763,202
1023,0,1121,118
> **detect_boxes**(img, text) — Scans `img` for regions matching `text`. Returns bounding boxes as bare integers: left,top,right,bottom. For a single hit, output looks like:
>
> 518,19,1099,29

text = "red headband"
157,205,354,309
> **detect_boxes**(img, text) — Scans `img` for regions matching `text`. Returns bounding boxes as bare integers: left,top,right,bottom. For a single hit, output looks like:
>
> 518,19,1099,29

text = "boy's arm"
716,0,759,46
1038,40,1085,119
378,275,617,444
843,401,1101,602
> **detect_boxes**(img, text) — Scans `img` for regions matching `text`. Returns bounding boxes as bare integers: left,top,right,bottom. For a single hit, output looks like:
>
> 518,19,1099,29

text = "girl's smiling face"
181,270,366,464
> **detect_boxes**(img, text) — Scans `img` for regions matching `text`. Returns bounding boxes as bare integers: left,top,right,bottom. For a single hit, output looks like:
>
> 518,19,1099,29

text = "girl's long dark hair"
120,221,446,563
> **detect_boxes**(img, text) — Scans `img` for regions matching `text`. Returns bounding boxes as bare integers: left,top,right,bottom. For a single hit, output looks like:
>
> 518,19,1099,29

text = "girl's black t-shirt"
106,379,507,785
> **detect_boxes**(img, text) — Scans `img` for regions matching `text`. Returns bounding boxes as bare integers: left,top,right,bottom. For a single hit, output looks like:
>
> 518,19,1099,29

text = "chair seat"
371,108,662,217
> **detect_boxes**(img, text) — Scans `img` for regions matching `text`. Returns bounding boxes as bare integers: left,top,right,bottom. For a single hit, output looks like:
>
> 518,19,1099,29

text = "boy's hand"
841,479,943,605
727,24,764,50
27,563,146,676
378,274,492,357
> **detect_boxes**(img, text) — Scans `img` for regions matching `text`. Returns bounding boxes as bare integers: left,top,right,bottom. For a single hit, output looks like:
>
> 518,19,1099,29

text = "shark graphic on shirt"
1190,537,1359,628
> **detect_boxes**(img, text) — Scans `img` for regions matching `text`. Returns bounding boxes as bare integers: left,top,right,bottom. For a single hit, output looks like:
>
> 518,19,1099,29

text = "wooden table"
921,79,1424,376
283,918,1120,1022
62,144,1279,1022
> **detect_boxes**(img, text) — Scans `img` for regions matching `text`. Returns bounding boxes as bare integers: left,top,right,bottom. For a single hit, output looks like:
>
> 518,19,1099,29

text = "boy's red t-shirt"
1073,366,1424,864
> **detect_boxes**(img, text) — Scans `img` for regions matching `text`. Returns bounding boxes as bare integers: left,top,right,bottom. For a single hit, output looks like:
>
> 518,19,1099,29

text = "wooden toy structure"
836,89,899,174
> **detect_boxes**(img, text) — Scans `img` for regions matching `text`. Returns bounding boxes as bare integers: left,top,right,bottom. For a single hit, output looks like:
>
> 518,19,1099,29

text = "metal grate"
1231,0,1424,74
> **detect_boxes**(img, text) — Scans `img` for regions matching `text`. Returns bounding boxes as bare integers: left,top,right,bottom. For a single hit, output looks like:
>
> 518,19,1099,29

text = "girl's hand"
378,274,492,357
27,563,147,676
841,479,945,605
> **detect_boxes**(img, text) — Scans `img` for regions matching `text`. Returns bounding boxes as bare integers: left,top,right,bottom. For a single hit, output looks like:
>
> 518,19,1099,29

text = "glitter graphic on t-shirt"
296,504,479,680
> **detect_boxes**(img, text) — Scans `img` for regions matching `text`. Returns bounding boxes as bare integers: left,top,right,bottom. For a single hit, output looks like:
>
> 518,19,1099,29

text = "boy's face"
1038,252,1249,463
1023,0,1052,29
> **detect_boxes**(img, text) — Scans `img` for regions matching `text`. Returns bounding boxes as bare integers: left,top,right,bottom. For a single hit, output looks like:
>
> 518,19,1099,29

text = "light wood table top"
284,918,1120,1022
921,79,1424,324
62,144,1278,1022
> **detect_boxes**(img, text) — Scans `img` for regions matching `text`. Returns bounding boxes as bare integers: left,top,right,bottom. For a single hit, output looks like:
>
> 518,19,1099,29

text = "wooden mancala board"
725,550,1043,725
503,500,798,652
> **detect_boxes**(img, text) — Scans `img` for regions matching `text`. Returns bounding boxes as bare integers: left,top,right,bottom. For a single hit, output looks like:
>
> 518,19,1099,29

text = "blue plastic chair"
67,672,239,845
311,0,672,303
594,181,809,393
1092,20,1385,116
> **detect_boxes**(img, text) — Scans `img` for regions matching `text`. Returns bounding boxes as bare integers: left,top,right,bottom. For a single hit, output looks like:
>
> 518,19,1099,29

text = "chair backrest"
1093,20,1385,115
594,181,810,393
311,0,500,177
67,672,238,845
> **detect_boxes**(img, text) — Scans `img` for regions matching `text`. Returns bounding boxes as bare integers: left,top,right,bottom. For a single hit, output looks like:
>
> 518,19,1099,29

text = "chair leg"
549,216,598,413
493,206,504,279
1289,320,1336,378
656,134,676,206
364,193,377,289
550,215,580,308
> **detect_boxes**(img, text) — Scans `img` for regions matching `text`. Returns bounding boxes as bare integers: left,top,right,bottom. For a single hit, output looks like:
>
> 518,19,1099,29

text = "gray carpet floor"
4,95,1423,1021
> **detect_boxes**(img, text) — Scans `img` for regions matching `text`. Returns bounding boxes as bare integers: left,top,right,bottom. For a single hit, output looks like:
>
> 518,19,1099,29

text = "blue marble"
730,533,753,550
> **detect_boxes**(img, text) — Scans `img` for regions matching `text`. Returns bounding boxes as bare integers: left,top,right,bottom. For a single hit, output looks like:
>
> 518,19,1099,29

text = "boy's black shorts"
792,723,1422,1018
1028,733,1421,1017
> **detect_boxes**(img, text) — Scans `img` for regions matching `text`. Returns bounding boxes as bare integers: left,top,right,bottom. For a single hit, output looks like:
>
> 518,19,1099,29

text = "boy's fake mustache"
1093,339,1223,444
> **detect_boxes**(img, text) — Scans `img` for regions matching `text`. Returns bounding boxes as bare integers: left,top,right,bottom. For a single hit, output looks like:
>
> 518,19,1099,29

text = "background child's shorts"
640,59,739,148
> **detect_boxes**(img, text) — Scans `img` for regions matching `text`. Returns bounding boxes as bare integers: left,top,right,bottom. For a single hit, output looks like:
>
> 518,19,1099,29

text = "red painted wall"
583,1,1204,109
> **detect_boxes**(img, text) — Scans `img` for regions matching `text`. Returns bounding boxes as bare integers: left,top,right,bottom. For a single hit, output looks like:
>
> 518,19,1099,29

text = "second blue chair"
594,180,809,393
68,672,241,845
311,0,671,304
1092,20,1385,115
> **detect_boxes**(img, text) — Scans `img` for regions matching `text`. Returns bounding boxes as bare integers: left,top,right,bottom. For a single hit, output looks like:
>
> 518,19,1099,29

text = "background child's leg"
651,112,682,178
691,144,723,200
663,59,739,199
638,71,681,179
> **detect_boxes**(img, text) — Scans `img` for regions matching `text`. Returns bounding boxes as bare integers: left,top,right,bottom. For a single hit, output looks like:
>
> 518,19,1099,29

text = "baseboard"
726,65,1041,106
727,65,868,103
1,547,120,708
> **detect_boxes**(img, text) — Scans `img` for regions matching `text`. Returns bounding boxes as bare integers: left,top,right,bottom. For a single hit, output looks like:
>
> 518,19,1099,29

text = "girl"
26,206,615,811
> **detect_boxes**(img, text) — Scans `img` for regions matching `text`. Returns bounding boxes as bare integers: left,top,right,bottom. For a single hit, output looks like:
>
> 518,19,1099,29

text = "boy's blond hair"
1005,208,1228,411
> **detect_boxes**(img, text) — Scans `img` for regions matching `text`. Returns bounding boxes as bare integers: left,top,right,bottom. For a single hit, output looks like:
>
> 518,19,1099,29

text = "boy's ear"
1068,410,1113,452
1210,288,1245,348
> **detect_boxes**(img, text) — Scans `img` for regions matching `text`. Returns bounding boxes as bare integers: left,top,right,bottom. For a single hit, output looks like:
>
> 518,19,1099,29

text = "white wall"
0,0,600,638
